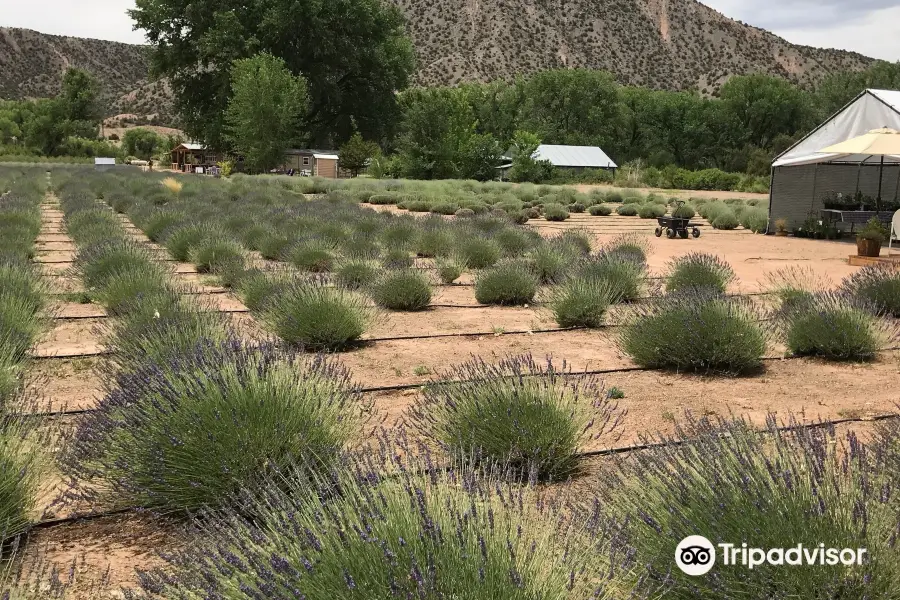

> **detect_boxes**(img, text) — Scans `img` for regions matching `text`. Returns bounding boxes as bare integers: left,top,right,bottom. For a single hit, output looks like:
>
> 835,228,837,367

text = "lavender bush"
409,355,622,479
600,415,900,597
335,260,381,290
456,236,502,269
73,240,164,292
288,241,336,273
164,223,208,261
257,232,294,261
474,260,538,305
103,301,232,373
527,240,575,284
435,255,467,284
262,279,375,351
548,275,615,328
61,341,365,512
0,413,42,542
765,266,829,310
132,451,646,599
665,252,735,294
603,234,650,264
370,269,432,311
618,289,767,374
778,292,891,361
189,236,245,274
573,252,649,302
842,264,900,318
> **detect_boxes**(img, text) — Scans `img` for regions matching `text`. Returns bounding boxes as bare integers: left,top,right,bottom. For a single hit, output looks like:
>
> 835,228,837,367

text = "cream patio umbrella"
819,127,900,210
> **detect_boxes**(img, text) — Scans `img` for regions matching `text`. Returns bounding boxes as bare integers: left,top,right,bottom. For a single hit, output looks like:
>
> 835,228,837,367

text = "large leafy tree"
396,87,477,180
719,74,816,150
815,61,900,117
130,0,416,150
518,69,622,151
122,127,168,160
224,53,308,172
19,68,101,155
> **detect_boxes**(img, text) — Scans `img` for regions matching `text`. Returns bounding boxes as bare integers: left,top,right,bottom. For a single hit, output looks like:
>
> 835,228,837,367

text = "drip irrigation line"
30,349,111,360
361,325,589,344
577,412,900,459
22,345,900,419
25,411,900,534
28,507,138,532
49,306,250,321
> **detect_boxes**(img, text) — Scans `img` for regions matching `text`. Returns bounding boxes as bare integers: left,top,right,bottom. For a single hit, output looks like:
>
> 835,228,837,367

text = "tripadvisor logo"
675,536,868,576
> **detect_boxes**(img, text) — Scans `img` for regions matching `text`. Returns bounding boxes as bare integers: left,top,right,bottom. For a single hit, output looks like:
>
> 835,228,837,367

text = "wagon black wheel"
692,227,701,238
679,229,689,239
666,228,676,239
654,227,663,237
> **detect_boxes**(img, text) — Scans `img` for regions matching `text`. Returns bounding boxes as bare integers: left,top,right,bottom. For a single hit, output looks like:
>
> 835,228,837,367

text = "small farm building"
770,89,900,229
497,144,617,180
283,149,341,178
170,143,224,174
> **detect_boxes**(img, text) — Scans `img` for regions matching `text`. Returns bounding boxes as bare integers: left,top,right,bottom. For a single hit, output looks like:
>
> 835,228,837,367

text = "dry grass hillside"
0,27,174,122
390,0,874,91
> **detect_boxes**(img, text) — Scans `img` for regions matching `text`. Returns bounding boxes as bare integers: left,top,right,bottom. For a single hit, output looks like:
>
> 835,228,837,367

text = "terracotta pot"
775,231,789,237
856,238,882,258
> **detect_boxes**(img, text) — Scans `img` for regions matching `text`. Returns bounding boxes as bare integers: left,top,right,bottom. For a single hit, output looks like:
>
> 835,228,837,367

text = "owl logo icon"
675,535,716,576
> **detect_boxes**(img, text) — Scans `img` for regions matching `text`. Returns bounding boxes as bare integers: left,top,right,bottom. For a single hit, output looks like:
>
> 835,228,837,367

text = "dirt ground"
16,195,899,597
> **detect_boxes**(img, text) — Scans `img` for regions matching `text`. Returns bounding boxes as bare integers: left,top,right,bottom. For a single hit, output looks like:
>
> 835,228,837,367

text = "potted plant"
821,192,851,210
856,217,887,257
774,218,789,237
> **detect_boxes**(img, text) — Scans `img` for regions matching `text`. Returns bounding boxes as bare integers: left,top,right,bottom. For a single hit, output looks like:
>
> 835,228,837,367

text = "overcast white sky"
0,0,898,61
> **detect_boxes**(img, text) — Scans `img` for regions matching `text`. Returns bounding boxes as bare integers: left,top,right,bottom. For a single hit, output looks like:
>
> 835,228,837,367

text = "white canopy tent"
769,89,900,228
774,90,900,167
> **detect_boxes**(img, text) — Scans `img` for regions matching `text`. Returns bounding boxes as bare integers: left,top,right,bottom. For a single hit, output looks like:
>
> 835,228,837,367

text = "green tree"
58,68,101,124
462,80,524,147
396,87,476,180
508,130,553,183
338,131,380,177
224,53,309,173
816,61,900,117
720,74,815,150
518,69,622,151
0,116,22,145
461,133,503,181
122,128,167,160
130,0,415,149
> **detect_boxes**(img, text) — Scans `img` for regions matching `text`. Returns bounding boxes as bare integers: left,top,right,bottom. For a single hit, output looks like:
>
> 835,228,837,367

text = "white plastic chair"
892,209,900,255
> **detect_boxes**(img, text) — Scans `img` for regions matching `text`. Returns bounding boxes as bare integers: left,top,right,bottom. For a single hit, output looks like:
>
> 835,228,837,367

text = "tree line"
4,0,900,181
126,0,900,181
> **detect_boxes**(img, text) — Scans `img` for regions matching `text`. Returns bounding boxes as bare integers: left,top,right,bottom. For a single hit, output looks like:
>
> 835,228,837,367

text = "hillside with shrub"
388,0,872,90
1,0,875,128
0,27,174,123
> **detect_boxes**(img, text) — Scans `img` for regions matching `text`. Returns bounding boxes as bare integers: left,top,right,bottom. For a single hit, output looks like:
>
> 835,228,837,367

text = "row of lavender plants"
80,171,651,345
100,167,900,373
0,167,58,592
10,166,898,598
252,173,769,230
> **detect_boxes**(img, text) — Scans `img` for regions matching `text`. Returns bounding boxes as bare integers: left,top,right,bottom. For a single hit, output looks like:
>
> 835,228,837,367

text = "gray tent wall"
770,163,900,228
769,89,900,230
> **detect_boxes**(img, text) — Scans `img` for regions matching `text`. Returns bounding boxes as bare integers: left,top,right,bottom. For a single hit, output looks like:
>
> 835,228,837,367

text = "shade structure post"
811,163,819,213
877,155,884,212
